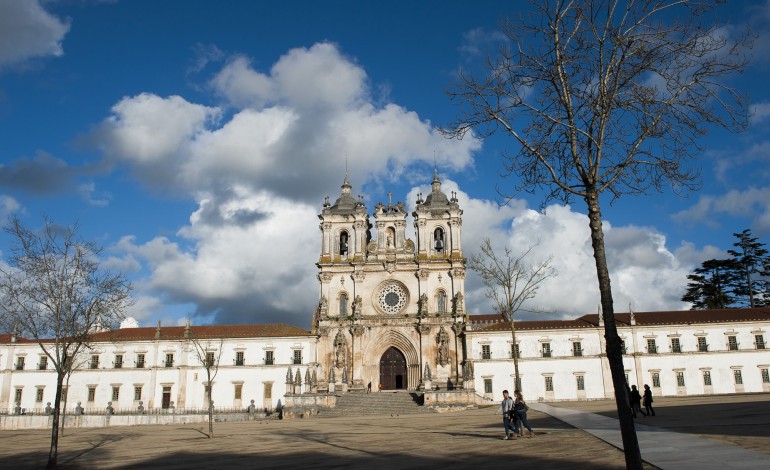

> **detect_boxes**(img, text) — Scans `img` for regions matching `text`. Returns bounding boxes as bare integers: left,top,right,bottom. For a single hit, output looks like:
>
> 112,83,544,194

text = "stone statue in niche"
424,364,432,381
334,330,348,368
419,293,429,316
352,295,363,317
437,327,449,366
452,292,464,314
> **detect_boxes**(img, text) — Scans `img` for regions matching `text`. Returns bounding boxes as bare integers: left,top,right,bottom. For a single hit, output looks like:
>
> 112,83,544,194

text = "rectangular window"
265,351,274,365
90,355,100,369
728,336,738,351
756,335,766,350
114,354,123,369
697,337,708,352
234,384,242,400
620,340,627,355
572,342,583,357
134,386,142,401
703,370,712,386
652,372,661,388
15,356,25,370
136,353,145,368
293,350,303,365
646,339,657,354
39,356,48,370
264,382,273,399
733,369,743,385
484,378,493,394
671,338,681,353
36,388,44,402
511,344,520,358
676,371,685,387
14,388,22,403
481,344,491,359
205,352,215,367
576,375,585,391
545,376,554,392
165,353,174,368
112,386,120,401
542,343,551,358
88,386,96,402
235,351,245,366
761,368,770,384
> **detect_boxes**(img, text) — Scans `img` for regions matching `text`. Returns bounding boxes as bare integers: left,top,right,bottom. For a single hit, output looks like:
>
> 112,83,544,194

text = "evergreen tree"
682,258,739,310
728,229,769,308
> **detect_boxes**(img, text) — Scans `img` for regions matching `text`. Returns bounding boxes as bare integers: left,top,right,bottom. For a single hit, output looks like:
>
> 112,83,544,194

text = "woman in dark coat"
642,384,655,416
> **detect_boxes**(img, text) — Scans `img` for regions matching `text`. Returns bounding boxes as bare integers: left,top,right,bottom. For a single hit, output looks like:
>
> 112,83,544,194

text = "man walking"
500,390,516,440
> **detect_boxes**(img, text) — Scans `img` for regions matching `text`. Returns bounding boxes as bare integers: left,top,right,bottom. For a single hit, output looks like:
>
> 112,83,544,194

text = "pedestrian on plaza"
499,390,516,440
643,384,656,416
378,383,382,393
630,385,644,417
513,389,534,437
367,382,372,393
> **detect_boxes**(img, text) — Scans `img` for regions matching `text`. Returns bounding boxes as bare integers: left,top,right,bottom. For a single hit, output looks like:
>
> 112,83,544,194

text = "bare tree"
0,217,132,468
444,2,750,468
187,325,224,438
468,238,555,392
58,348,92,437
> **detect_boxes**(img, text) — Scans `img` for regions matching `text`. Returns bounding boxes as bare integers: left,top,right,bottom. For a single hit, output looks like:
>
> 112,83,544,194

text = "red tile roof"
2,324,312,343
470,307,770,332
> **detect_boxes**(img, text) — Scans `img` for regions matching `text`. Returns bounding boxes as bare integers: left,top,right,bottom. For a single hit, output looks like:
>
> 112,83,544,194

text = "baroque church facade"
2,174,770,427
312,171,468,393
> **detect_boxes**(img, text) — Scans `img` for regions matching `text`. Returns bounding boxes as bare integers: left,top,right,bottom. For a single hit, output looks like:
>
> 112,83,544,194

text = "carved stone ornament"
352,271,366,282
418,269,430,280
367,241,378,253
384,261,396,274
334,330,348,368
417,324,431,334
404,239,415,253
321,273,334,282
450,268,466,279
451,322,464,335
350,325,365,336
437,327,450,367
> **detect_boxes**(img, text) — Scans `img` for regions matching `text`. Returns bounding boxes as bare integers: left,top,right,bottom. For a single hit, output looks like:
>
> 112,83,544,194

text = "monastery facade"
2,175,770,417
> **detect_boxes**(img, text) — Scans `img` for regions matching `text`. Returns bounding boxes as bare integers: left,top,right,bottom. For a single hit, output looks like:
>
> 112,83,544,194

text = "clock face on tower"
376,282,409,314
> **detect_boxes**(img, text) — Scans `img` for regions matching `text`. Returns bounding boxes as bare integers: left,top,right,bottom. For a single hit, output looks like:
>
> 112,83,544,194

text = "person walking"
630,385,644,417
499,390,516,440
513,389,534,438
643,384,655,416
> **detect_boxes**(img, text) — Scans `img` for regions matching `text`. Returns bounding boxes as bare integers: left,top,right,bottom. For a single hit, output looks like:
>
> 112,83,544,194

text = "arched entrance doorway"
379,347,407,390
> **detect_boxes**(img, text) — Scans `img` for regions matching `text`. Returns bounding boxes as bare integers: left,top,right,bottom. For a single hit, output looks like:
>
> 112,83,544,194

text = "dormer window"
339,231,349,256
434,228,445,252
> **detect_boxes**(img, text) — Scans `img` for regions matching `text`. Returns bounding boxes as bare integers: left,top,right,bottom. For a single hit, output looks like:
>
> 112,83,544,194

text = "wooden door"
379,347,407,390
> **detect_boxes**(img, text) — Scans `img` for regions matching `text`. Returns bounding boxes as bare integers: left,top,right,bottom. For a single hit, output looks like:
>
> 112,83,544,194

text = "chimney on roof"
155,320,161,339
184,320,191,338
629,304,636,326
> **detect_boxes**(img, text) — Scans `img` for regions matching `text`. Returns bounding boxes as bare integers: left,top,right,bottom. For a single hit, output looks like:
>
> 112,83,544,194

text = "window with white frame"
646,338,657,354
265,350,274,365
697,336,708,352
761,368,770,384
572,342,583,357
676,371,685,387
541,342,551,358
481,344,491,359
36,387,44,403
134,386,142,401
165,353,174,367
652,372,661,388
484,378,493,394
545,376,554,392
136,353,145,368
671,337,681,353
293,349,303,365
576,375,585,391
38,356,48,370
14,388,22,404
90,355,100,369
15,356,25,370
87,386,96,402
728,335,739,351
755,334,765,350
702,370,712,386
235,351,245,366
733,369,743,385
112,386,120,401
114,354,123,369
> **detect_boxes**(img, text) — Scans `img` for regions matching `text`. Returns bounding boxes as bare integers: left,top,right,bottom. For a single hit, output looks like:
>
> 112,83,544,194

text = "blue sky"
1,0,769,329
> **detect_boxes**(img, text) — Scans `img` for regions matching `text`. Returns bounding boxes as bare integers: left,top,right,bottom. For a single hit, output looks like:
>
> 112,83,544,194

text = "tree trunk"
47,372,65,468
585,190,643,470
510,322,521,391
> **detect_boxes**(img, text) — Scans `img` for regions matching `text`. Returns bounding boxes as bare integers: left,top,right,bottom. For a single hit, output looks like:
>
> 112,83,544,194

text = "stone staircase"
317,390,435,417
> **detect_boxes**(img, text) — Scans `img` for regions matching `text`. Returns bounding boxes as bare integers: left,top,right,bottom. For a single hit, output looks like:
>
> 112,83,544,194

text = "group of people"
500,389,534,440
628,384,655,418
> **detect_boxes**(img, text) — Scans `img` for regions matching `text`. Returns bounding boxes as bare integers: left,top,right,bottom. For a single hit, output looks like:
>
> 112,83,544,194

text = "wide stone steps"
317,391,434,417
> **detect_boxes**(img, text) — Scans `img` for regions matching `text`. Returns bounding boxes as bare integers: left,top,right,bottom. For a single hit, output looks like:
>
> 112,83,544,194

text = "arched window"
437,290,446,314
434,227,445,253
339,293,348,316
339,231,349,256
